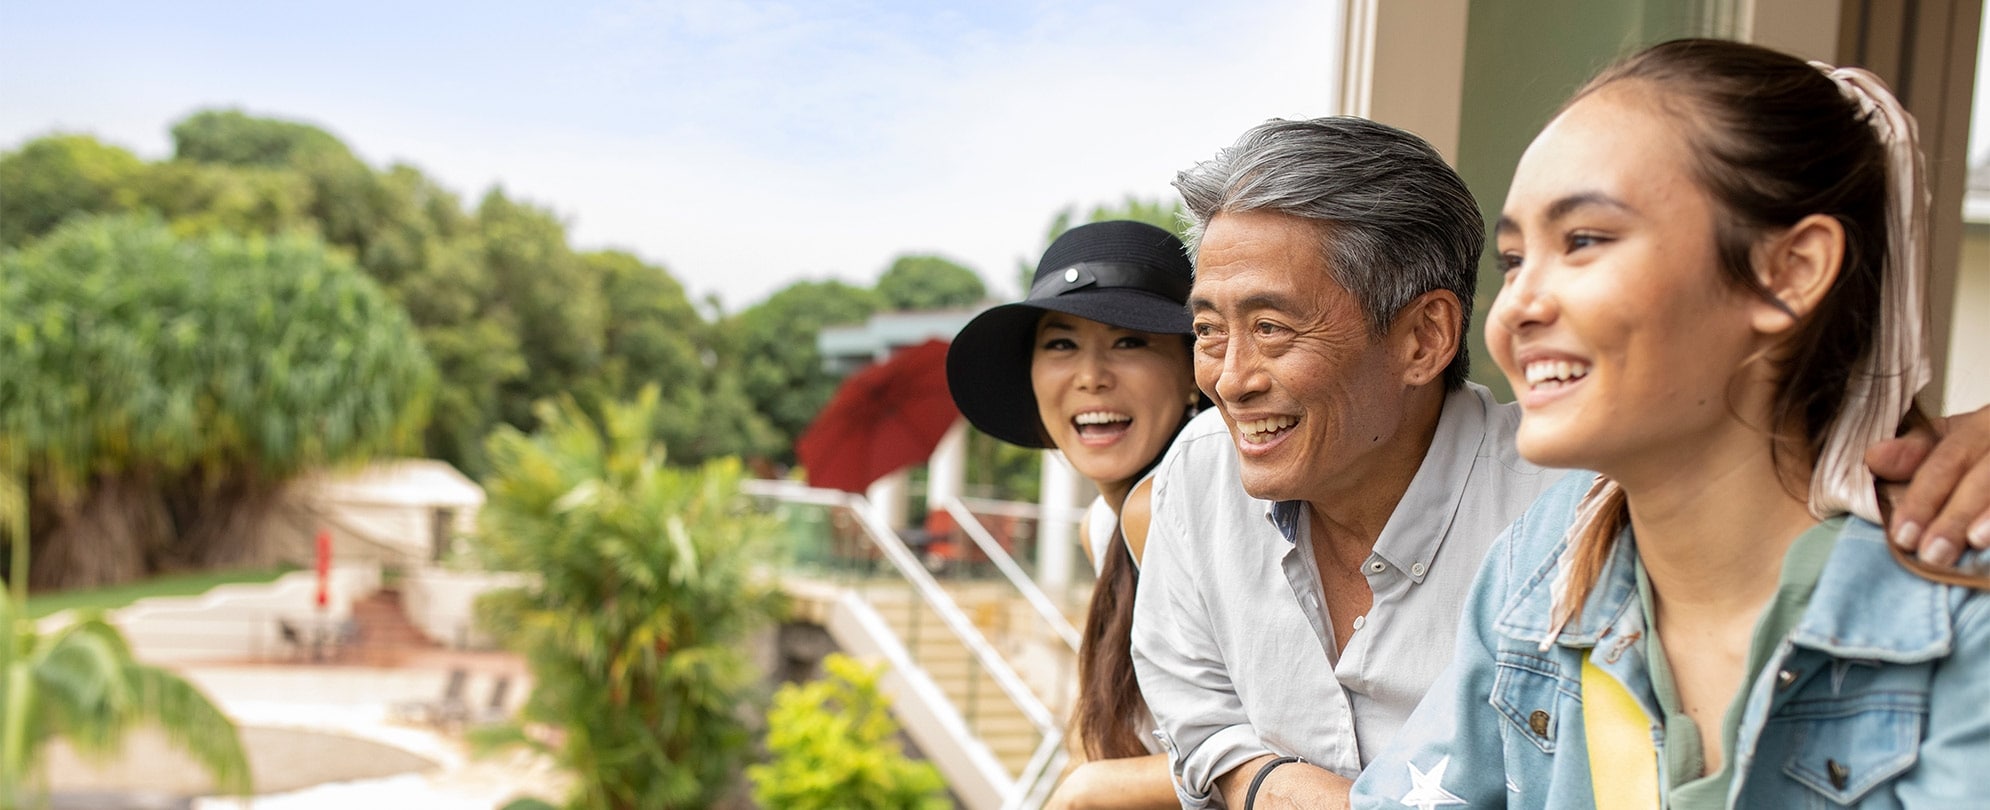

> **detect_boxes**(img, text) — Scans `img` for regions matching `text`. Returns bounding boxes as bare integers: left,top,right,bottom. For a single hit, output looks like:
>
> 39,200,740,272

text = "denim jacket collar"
1789,523,1957,662
1494,526,1639,650
1493,516,1959,661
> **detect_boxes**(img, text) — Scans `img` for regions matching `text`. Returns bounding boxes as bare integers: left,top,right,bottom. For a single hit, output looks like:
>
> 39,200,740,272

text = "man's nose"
1212,338,1268,403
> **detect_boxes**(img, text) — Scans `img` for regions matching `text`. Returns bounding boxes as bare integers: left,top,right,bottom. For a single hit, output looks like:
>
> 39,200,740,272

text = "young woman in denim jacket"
1352,39,1990,809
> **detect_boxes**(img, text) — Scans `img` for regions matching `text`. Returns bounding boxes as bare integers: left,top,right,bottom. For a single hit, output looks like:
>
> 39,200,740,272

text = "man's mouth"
1237,415,1297,443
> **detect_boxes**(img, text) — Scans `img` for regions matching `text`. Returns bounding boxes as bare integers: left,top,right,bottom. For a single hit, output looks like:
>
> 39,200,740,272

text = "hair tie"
1805,62,1932,524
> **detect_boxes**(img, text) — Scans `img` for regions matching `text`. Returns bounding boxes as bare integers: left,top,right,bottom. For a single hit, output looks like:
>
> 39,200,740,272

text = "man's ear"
1751,213,1844,335
1392,289,1462,387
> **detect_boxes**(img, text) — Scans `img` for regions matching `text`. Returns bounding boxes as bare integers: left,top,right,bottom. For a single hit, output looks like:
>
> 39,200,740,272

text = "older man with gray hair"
1129,116,1556,810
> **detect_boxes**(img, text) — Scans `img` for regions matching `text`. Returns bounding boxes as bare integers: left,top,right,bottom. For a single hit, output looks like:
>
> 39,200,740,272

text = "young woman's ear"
1751,213,1845,334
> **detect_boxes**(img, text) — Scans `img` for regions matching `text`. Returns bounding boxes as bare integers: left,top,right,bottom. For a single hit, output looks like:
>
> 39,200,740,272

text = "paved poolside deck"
48,651,567,809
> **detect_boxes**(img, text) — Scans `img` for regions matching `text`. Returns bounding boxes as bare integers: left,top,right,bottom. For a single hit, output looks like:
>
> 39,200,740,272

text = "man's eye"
1497,252,1523,273
1041,338,1075,350
1115,336,1149,349
1254,322,1281,336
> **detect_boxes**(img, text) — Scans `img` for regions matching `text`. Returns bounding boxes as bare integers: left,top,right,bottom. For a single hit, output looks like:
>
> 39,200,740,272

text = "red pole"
315,529,332,609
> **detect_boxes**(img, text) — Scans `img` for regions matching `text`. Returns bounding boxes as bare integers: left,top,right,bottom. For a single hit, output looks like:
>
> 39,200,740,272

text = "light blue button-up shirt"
1352,472,1990,809
1132,383,1560,807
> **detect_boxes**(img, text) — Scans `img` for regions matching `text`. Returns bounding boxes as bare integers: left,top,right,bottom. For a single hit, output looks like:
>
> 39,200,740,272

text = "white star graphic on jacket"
1399,756,1467,809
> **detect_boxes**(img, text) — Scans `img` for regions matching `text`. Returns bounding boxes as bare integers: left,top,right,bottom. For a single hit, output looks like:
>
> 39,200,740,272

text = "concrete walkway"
50,653,567,809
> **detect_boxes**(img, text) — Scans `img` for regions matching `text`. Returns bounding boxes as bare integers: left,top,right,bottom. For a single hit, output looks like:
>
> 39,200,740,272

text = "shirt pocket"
1767,661,1928,805
1491,650,1576,755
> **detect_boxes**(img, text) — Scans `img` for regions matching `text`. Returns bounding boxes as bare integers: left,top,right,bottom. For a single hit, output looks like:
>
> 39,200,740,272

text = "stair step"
340,588,440,663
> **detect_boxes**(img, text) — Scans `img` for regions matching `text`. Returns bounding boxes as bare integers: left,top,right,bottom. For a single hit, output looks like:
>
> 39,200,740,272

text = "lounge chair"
391,667,471,727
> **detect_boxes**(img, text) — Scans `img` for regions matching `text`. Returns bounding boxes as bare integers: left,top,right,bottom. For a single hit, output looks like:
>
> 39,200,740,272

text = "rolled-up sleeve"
1132,446,1267,808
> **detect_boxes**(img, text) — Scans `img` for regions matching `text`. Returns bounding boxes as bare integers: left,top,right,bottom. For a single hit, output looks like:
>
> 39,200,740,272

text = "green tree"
385,231,527,476
874,254,986,311
0,476,252,806
0,216,434,587
476,388,781,809
169,109,393,257
583,251,780,464
475,190,607,430
169,108,353,169
747,654,950,810
0,135,147,248
135,160,316,240
720,280,880,463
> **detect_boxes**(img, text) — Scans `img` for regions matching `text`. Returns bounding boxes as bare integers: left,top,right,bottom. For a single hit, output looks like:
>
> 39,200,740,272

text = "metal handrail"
743,479,1058,735
942,496,1080,653
957,494,1090,525
837,493,1057,733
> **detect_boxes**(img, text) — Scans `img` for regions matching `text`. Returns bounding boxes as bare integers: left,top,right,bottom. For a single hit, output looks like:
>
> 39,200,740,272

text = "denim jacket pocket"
1491,650,1576,754
1771,686,1926,804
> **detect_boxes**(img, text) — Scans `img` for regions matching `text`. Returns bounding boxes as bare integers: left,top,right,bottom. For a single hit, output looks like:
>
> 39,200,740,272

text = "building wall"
1952,225,1990,412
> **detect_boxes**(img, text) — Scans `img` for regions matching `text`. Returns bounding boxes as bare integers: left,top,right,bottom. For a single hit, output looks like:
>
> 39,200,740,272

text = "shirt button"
1366,561,1386,574
1775,668,1801,691
1352,615,1366,631
1409,562,1427,577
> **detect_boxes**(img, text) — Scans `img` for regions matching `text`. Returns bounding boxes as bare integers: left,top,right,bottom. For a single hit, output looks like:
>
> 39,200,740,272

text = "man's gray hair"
1174,117,1483,390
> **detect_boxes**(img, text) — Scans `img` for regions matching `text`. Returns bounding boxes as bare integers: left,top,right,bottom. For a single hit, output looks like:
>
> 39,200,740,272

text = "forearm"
1045,754,1179,810
1216,755,1351,810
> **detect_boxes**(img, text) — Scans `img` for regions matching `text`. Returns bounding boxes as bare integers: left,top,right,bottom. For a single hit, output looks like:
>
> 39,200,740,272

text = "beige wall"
1952,225,1990,412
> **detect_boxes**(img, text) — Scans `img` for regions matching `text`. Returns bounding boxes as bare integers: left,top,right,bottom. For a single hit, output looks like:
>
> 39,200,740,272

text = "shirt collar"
1262,384,1499,585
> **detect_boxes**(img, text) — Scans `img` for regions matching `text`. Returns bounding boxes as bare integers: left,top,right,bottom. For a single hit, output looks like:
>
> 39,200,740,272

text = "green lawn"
26,566,297,619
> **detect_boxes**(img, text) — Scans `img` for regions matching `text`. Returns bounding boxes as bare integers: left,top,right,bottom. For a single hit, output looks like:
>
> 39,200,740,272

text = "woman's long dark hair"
1073,524,1148,759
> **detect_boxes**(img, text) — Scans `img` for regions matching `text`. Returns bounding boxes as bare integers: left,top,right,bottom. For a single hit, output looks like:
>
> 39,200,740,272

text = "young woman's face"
1030,312,1198,492
1488,85,1766,479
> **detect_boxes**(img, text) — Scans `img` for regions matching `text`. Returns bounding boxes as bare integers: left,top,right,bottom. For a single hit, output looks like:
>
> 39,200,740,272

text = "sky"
0,0,1344,309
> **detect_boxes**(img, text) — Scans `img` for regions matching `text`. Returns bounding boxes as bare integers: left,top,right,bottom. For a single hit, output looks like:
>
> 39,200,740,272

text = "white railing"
743,479,1070,808
942,496,1081,654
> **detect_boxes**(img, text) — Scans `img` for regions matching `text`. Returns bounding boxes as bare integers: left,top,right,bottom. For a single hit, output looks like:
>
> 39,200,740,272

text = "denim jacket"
1351,473,1990,809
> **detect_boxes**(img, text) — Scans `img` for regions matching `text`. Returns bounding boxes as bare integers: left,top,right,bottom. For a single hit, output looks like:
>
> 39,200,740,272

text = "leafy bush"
748,654,950,810
476,388,780,809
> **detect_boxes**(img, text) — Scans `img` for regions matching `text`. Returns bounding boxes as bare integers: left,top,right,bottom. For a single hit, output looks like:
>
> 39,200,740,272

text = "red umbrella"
797,338,961,493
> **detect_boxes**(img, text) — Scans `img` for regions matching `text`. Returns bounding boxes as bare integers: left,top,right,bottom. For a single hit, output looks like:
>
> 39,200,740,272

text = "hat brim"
947,288,1193,449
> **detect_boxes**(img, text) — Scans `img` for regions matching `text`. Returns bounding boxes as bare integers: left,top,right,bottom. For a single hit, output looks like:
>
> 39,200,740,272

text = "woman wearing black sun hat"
947,219,1203,809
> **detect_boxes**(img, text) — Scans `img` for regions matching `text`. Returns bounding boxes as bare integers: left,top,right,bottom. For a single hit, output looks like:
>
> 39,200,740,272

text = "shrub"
748,654,950,810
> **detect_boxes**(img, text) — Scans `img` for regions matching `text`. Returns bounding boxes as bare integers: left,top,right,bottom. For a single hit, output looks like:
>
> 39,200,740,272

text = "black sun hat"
946,220,1196,448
